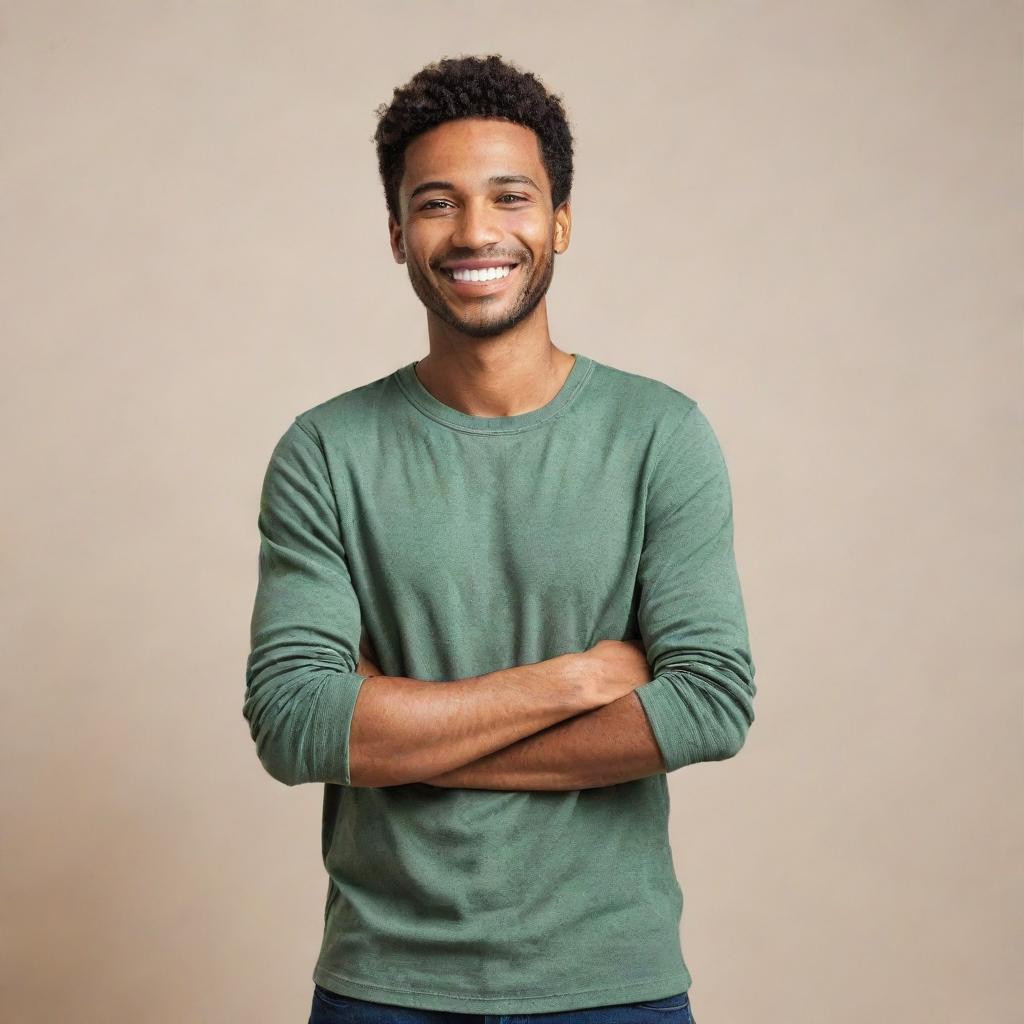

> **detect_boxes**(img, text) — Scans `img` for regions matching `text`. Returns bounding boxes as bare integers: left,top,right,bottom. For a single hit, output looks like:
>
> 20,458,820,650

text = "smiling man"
243,54,756,1024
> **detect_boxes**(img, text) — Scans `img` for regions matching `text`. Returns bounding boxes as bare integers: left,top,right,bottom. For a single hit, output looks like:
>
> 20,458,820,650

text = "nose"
448,198,502,251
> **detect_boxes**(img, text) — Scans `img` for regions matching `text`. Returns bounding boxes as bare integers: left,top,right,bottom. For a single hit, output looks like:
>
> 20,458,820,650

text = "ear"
388,214,405,263
553,199,572,254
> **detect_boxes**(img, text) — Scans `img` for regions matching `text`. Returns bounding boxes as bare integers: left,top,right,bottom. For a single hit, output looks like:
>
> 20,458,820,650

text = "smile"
439,262,522,296
441,264,517,283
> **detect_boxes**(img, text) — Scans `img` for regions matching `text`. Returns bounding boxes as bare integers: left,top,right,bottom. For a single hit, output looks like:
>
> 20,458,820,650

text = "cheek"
507,210,550,241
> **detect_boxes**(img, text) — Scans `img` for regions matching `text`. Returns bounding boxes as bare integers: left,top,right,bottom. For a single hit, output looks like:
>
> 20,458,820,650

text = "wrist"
557,650,605,711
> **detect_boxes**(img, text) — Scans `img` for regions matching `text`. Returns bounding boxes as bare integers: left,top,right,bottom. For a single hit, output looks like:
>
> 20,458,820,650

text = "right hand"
579,638,653,705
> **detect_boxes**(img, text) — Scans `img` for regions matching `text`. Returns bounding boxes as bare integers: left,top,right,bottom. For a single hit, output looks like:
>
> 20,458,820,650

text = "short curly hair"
373,54,574,223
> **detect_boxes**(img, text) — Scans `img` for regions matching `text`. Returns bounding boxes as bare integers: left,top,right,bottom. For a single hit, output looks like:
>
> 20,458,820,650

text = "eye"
421,195,526,210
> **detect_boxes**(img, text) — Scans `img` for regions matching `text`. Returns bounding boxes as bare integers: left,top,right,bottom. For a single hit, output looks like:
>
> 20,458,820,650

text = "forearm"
348,654,602,787
419,690,666,791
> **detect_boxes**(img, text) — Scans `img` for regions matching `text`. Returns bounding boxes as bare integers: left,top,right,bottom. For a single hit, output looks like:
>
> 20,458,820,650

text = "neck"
415,329,576,419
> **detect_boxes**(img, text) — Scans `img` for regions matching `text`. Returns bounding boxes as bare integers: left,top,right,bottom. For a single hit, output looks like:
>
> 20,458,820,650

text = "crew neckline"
394,353,595,434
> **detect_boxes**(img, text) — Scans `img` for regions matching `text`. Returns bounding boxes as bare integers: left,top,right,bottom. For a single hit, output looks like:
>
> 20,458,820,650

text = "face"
389,117,571,338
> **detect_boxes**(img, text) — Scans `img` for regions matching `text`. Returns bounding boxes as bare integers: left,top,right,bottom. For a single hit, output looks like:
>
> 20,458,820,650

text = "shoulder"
587,355,704,436
587,359,734,486
289,369,397,453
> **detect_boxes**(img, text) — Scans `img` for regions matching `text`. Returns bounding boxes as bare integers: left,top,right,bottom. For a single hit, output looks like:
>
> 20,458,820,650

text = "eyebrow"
408,174,541,202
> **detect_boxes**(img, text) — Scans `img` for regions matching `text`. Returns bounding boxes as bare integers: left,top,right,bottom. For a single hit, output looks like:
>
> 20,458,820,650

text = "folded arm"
354,644,664,790
411,692,666,790
629,401,757,772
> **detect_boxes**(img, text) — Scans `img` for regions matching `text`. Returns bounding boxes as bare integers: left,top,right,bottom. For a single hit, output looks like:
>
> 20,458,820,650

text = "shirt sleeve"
633,401,757,773
242,417,367,786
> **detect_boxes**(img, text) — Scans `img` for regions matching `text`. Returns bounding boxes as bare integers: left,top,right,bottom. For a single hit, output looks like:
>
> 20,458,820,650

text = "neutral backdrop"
2,2,1020,1022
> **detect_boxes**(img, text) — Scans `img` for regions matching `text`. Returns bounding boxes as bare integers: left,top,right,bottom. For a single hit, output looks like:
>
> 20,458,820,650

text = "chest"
344,432,648,610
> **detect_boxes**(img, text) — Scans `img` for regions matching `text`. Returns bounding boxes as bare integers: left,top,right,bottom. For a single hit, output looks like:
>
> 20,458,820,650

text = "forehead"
401,117,548,192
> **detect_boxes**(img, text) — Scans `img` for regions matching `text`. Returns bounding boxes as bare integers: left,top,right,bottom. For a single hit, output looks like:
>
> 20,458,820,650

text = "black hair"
373,54,574,223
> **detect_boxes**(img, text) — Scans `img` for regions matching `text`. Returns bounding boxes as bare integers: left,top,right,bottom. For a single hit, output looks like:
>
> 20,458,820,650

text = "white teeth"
450,265,513,282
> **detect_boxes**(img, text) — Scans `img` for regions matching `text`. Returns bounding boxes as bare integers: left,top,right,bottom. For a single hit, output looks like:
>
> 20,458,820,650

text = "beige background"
2,2,1020,1021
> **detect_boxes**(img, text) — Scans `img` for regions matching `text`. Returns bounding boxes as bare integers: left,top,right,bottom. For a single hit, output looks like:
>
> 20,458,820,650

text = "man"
243,54,756,1024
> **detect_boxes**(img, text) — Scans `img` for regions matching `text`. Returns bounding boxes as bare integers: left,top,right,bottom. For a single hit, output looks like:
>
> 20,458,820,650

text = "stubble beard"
406,247,556,339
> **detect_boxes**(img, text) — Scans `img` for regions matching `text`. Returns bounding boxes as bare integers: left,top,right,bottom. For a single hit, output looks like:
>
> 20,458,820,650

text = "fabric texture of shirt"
242,352,757,1014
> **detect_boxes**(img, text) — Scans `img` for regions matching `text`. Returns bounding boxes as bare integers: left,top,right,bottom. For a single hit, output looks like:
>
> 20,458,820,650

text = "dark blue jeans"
309,983,696,1023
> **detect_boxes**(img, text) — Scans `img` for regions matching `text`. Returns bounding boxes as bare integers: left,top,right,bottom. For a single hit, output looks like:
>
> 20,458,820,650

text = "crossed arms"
243,407,756,792
348,636,666,790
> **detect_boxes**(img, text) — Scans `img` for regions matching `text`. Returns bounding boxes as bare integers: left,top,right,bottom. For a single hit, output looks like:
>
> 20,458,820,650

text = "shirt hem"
311,964,692,1015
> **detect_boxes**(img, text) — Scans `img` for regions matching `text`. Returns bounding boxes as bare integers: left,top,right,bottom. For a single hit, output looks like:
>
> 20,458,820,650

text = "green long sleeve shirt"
243,352,756,1014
